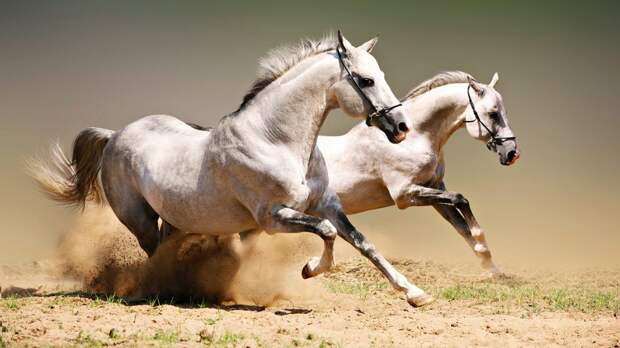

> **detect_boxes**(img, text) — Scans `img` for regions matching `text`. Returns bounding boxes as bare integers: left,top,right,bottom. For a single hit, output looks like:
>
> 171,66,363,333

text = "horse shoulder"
379,137,441,207
383,135,437,177
320,131,382,193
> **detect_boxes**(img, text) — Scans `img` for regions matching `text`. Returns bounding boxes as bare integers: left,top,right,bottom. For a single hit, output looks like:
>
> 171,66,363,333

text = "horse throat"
409,84,469,152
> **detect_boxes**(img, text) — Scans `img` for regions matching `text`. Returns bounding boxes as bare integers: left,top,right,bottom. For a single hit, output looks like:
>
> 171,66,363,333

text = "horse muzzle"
500,149,520,166
367,109,409,144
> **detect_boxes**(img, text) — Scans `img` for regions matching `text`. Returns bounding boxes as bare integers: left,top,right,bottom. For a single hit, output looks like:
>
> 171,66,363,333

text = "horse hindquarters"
100,141,162,257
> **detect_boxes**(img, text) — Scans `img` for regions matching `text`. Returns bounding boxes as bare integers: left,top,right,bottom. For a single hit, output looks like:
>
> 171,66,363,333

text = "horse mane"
184,121,212,131
401,71,474,101
235,33,337,112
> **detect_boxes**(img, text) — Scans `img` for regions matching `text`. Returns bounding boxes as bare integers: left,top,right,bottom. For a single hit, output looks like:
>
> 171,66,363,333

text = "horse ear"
337,30,354,56
358,36,379,53
467,76,484,96
489,72,499,88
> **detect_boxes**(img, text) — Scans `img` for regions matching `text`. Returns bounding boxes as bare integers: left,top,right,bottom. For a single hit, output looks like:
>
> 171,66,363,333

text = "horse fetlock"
470,227,483,237
476,247,492,263
473,242,488,253
317,220,337,239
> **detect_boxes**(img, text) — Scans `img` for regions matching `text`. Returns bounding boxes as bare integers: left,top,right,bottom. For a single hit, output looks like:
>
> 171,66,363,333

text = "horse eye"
489,111,500,120
358,77,374,88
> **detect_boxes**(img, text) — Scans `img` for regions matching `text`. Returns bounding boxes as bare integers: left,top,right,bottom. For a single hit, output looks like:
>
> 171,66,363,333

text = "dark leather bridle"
336,47,402,127
465,85,516,151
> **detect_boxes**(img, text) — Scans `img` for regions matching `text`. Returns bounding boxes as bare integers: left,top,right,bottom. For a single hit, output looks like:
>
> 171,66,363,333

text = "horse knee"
452,193,469,206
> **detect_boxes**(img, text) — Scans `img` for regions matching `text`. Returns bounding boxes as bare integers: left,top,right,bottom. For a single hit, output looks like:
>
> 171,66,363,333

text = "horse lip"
500,152,520,166
393,131,406,143
372,115,406,144
386,131,405,144
508,152,520,165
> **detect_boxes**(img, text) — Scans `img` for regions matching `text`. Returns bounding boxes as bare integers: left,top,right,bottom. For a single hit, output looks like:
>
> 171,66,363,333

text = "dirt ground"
1,257,619,347
0,208,618,347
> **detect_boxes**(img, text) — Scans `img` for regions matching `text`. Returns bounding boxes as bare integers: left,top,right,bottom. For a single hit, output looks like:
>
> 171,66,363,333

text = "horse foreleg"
319,197,433,307
268,206,336,278
394,183,501,275
433,204,501,275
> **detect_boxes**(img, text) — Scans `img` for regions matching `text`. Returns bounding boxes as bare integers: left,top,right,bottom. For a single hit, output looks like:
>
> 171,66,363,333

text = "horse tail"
28,127,114,208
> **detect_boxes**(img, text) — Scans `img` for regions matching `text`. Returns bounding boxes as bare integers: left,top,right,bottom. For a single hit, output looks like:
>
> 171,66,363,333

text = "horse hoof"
301,264,313,279
301,256,322,279
489,271,503,279
484,265,505,279
407,293,434,308
490,271,512,281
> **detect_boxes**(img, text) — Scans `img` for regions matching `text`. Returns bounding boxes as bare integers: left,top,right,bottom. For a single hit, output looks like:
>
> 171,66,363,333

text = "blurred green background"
1,1,618,267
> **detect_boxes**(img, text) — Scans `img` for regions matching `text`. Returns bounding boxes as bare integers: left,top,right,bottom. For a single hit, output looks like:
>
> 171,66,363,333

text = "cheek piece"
336,48,402,127
465,85,516,151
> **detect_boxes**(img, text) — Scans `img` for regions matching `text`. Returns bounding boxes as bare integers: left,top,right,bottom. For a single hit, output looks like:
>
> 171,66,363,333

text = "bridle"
465,85,516,151
336,47,402,127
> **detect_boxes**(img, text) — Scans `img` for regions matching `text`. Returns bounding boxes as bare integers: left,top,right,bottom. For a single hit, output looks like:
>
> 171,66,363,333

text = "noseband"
336,48,402,127
465,85,516,151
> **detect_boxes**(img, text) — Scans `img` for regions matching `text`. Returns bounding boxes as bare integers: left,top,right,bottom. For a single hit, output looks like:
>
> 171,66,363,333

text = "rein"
336,48,402,127
465,85,516,151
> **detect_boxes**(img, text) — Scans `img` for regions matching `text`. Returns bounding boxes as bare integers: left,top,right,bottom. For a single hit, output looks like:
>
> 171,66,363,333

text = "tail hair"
28,127,114,208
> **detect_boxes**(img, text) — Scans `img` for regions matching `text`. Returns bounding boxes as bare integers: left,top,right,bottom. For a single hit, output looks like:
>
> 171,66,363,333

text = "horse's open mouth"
500,151,520,166
385,130,406,144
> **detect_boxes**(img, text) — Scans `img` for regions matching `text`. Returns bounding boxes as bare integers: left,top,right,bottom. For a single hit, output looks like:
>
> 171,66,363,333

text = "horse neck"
403,83,470,152
241,54,338,162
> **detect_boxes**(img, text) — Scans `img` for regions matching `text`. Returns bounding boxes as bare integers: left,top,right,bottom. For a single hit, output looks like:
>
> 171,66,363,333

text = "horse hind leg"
159,220,182,242
108,193,161,257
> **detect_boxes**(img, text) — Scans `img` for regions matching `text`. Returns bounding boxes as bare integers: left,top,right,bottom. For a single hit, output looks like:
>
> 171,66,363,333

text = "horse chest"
238,152,326,211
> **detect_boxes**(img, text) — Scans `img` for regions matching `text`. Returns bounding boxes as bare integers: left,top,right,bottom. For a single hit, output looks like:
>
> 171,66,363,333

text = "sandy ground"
0,208,618,347
1,257,618,347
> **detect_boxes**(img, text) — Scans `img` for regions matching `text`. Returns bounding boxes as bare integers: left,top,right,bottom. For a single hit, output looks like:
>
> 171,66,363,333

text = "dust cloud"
3,206,325,305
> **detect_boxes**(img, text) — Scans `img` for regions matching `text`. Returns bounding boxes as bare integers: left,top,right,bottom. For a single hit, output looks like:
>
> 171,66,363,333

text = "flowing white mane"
402,71,474,101
237,34,337,110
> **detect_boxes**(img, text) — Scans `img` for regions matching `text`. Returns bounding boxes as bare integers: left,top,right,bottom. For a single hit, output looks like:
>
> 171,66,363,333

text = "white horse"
191,71,518,303
32,32,438,307
318,71,519,276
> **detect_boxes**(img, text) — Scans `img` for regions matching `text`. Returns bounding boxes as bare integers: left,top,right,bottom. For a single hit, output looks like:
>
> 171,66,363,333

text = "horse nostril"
507,150,516,161
398,122,409,133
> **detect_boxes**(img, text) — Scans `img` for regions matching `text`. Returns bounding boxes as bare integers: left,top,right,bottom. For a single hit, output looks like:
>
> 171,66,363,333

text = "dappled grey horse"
32,32,437,307
319,72,519,280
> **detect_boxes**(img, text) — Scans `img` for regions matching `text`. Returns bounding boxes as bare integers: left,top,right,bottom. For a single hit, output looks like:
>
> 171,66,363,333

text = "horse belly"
139,166,258,236
161,195,257,236
334,177,395,214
